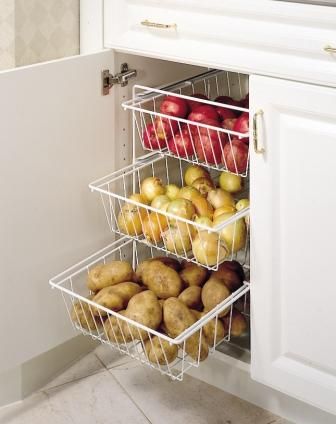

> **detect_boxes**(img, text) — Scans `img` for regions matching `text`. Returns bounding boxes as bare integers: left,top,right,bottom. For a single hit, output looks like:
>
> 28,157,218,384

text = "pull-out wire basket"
89,153,250,271
122,70,250,176
50,237,250,381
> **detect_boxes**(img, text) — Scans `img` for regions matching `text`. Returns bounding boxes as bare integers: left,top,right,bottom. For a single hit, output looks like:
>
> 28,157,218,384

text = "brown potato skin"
185,331,209,362
125,290,162,340
142,261,182,299
71,296,102,331
201,277,231,317
163,298,196,338
104,311,132,343
223,308,247,337
178,286,203,310
211,261,245,292
92,282,142,316
180,262,208,287
87,261,134,291
135,257,181,282
144,337,178,365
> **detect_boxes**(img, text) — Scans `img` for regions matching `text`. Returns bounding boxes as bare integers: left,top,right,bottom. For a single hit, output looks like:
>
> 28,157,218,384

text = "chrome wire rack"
50,238,250,381
89,153,250,271
122,70,250,176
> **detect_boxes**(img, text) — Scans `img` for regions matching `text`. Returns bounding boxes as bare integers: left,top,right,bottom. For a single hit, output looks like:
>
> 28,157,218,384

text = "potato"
144,337,178,365
142,261,182,299
223,308,247,337
180,262,208,287
71,296,102,331
135,257,181,283
87,261,133,291
178,286,202,310
211,261,245,292
201,277,231,317
104,311,132,344
185,331,209,362
190,309,225,348
163,297,196,338
92,282,142,316
125,290,162,340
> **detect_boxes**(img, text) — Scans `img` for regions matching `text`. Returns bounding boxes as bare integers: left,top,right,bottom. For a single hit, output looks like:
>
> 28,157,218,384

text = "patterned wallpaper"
0,0,79,70
0,0,15,70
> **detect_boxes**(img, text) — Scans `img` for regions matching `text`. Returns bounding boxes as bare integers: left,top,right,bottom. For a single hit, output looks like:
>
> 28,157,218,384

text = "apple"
240,94,249,109
194,130,227,165
167,127,195,158
216,106,236,122
233,112,249,136
143,123,166,150
222,118,237,131
188,105,219,123
187,93,209,111
160,95,189,118
215,96,241,115
223,138,249,174
155,117,178,140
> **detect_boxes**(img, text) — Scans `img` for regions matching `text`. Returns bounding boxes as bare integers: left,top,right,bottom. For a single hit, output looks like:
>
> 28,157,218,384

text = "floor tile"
42,352,105,390
94,343,135,369
110,361,286,424
0,370,149,424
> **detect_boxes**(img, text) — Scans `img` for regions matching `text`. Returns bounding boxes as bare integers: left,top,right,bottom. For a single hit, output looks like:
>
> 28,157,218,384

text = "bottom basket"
49,237,250,381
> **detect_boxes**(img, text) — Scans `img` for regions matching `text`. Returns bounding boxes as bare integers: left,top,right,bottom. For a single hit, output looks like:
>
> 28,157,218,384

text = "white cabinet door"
0,51,118,373
250,76,336,414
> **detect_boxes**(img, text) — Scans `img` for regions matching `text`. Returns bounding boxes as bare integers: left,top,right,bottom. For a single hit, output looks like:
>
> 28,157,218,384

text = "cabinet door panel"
250,76,336,414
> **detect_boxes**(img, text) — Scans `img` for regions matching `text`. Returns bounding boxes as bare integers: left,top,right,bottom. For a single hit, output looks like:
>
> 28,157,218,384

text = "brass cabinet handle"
141,20,177,29
324,45,336,53
253,110,265,154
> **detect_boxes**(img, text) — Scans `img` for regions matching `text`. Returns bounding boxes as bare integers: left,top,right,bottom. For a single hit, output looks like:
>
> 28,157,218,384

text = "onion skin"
117,205,144,236
151,195,170,211
191,177,215,197
207,189,235,209
141,177,165,202
129,193,150,205
194,216,213,228
167,199,196,224
184,165,210,186
192,196,214,220
219,173,243,194
213,206,236,220
142,213,168,243
162,226,192,254
178,186,201,202
192,232,228,266
213,212,247,254
165,184,180,201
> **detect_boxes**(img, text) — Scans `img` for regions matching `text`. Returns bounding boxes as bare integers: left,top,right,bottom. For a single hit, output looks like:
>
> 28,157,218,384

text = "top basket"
122,70,250,176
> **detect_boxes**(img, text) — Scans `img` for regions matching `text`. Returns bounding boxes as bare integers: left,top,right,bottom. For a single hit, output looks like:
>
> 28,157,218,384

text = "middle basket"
90,153,249,271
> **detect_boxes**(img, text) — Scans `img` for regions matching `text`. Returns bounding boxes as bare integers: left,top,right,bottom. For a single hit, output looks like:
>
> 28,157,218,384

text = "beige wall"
0,0,79,71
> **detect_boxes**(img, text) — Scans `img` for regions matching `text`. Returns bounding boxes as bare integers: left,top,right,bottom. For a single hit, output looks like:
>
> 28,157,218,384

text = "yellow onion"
141,177,165,202
194,216,213,228
236,198,250,226
129,193,150,205
151,195,170,211
191,177,215,197
117,205,144,236
213,212,247,254
213,205,236,220
207,188,235,210
184,164,210,186
142,213,168,243
192,231,228,266
178,186,201,202
167,199,196,225
165,184,180,200
219,173,243,193
192,196,214,219
162,226,192,254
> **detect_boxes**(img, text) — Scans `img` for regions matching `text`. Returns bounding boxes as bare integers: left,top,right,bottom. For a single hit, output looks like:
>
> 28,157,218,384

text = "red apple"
216,106,236,122
143,123,166,150
188,105,219,123
167,127,195,158
194,125,227,165
160,95,189,118
222,118,237,131
155,117,179,140
215,96,241,116
240,94,249,109
233,112,249,143
223,138,249,174
187,93,209,111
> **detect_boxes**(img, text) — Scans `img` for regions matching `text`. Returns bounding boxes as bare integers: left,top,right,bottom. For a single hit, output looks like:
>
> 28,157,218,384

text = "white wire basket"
122,70,250,176
50,237,250,381
89,153,250,271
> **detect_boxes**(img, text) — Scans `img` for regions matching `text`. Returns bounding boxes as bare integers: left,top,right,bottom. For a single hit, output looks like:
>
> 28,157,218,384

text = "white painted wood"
250,75,336,415
189,355,336,424
80,0,104,54
0,51,118,373
104,0,336,87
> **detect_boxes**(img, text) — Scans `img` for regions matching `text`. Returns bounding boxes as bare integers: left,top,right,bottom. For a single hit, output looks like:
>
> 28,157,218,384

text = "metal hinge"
102,63,137,95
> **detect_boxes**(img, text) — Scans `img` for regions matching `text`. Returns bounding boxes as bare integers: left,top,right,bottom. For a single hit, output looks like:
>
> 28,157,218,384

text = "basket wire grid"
50,237,250,381
89,153,250,271
123,70,250,176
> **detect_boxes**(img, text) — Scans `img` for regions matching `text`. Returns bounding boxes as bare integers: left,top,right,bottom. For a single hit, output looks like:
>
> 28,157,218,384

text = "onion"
184,164,210,186
192,196,214,219
142,213,168,243
165,184,180,201
117,205,144,236
162,226,192,254
192,231,228,266
151,195,170,211
219,173,243,194
213,205,236,220
167,199,196,224
236,198,250,226
129,193,150,205
141,177,165,202
194,216,213,228
178,186,201,202
213,212,247,254
207,188,235,209
192,177,215,197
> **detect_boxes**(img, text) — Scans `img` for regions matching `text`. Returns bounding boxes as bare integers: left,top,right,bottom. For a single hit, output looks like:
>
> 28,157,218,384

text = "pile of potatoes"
71,256,248,367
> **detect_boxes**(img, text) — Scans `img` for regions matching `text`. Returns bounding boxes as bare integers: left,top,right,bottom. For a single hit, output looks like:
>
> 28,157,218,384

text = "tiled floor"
0,344,289,424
